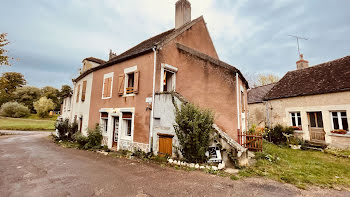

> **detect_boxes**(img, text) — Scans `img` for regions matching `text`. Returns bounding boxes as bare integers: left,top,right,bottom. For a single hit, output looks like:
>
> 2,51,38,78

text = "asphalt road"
0,131,349,197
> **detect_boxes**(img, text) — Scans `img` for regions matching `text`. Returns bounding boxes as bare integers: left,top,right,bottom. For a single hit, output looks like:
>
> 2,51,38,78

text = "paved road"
0,131,349,197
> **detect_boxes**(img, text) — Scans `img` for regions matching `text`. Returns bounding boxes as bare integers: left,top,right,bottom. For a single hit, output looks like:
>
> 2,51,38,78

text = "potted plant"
290,126,302,131
331,129,348,135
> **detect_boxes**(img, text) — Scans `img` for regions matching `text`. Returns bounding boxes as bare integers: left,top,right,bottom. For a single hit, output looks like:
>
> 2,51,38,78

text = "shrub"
0,101,30,118
264,124,294,145
73,132,88,148
33,97,56,118
174,103,214,163
55,118,78,141
83,126,103,150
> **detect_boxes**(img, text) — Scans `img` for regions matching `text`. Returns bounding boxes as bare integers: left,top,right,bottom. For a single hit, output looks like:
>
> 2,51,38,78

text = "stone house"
248,54,350,149
63,0,249,162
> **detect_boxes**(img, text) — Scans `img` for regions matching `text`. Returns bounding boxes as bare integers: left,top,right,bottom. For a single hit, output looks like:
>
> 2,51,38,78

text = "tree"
0,101,30,118
33,97,56,118
0,72,26,106
256,74,280,86
41,86,60,110
0,33,13,66
174,103,214,163
59,85,72,103
13,86,42,113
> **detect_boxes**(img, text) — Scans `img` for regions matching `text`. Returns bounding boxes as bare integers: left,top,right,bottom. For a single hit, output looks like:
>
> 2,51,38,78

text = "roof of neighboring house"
248,83,276,104
83,57,106,64
264,55,350,100
176,43,249,88
73,16,204,82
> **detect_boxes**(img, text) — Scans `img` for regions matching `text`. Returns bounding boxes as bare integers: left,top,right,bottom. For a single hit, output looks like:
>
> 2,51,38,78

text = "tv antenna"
288,35,308,56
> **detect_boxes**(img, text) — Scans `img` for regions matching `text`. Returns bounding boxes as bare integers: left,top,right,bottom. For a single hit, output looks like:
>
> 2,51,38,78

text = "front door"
158,134,173,156
112,117,119,148
307,112,325,142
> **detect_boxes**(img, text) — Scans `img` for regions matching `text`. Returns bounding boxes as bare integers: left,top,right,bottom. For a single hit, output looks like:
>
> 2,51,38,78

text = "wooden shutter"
103,78,108,97
107,77,112,97
81,80,87,101
118,74,125,96
76,84,80,103
134,70,140,94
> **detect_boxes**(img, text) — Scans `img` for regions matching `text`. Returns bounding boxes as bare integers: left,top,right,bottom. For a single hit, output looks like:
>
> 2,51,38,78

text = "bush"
73,132,88,148
0,101,30,118
55,118,78,141
174,103,214,163
33,97,56,118
264,124,294,145
83,126,103,150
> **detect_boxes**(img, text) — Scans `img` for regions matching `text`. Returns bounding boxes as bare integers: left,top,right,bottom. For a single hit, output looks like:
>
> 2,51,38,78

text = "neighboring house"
68,0,249,159
60,95,72,120
248,54,350,149
71,57,106,135
247,83,276,128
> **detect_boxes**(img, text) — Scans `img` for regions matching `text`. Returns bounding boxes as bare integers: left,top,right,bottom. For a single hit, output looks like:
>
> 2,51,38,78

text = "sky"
1,0,350,89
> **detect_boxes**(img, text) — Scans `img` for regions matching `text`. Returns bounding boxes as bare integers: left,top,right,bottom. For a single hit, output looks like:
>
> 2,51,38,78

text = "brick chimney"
109,49,117,60
175,0,191,29
296,54,309,70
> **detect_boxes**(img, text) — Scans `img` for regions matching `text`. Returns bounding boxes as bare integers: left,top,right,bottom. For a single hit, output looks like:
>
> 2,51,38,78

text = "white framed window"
121,66,139,96
290,112,302,127
102,72,114,99
331,111,348,131
121,112,133,140
100,112,109,134
160,64,177,92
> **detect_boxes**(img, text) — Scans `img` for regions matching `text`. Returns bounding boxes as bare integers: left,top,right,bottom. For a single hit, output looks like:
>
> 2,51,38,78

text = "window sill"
122,94,135,97
102,97,112,100
294,130,304,134
329,133,350,138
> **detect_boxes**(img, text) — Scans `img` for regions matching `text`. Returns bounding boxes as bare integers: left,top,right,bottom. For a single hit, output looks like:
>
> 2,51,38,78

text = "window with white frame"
122,112,133,138
119,66,139,96
290,112,302,127
101,112,108,134
331,111,348,131
102,72,114,99
160,64,177,92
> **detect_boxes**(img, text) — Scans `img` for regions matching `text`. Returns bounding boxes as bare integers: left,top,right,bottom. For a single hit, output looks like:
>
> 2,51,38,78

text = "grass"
239,142,350,189
0,115,56,131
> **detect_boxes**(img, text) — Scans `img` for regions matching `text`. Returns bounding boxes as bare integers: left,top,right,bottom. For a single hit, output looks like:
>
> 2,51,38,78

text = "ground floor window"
101,112,108,134
290,112,301,127
122,112,133,137
331,111,348,131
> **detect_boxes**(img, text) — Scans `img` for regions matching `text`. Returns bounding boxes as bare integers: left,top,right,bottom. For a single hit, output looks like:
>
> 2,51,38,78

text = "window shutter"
106,77,112,97
76,84,80,103
118,74,125,96
103,78,108,97
81,80,87,101
134,70,140,94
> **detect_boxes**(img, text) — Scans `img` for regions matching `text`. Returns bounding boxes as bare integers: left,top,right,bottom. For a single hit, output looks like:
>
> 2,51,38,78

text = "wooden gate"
238,131,263,152
158,134,173,156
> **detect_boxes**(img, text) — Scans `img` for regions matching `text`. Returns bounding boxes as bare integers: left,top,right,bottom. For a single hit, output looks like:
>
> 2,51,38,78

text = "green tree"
41,86,60,110
174,103,214,163
13,86,41,113
0,72,26,106
0,33,13,66
59,85,72,103
256,74,280,86
33,97,56,118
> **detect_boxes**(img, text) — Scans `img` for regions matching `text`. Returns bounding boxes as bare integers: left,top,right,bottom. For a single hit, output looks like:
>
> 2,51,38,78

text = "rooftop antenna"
288,35,308,56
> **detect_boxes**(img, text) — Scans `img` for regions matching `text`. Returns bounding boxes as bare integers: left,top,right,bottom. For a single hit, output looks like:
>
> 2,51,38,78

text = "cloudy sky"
1,0,350,88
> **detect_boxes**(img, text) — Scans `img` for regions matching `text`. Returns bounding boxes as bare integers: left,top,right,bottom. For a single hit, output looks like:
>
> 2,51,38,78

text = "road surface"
0,131,349,197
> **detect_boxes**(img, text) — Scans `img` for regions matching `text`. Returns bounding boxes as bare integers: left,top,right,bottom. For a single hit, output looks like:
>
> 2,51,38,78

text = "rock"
173,160,177,164
224,168,239,174
206,166,211,170
199,166,205,169
168,159,173,164
189,163,195,168
195,164,199,169
212,166,218,171
218,163,225,170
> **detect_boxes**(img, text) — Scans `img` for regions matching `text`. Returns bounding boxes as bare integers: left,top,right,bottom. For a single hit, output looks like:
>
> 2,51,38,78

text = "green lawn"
0,116,56,131
239,142,350,189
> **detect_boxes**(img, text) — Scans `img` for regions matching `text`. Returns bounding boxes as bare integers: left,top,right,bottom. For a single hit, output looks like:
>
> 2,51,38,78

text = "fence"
238,131,263,152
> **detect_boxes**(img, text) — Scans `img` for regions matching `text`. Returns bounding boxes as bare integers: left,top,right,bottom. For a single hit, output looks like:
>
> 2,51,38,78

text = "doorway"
307,112,325,143
112,117,119,148
158,134,173,156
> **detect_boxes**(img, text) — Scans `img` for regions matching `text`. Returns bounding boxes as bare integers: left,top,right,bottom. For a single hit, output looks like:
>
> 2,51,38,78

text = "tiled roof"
248,83,276,104
264,55,350,100
73,16,204,82
84,57,106,64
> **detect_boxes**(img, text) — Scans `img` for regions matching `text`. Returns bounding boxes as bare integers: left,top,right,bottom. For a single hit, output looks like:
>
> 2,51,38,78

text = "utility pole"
288,35,308,56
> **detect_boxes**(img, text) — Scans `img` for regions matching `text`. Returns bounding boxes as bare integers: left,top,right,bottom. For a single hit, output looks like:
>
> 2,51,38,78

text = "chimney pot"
175,0,191,29
296,54,309,70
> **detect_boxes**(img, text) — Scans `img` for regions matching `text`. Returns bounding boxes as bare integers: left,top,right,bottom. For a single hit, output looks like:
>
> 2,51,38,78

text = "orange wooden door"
158,136,172,156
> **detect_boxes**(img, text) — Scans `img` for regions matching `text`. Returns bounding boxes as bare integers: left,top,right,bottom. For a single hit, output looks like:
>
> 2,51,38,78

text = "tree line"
0,72,72,117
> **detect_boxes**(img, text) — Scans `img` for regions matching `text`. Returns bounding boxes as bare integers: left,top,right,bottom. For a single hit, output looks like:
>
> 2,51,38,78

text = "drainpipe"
236,73,241,143
149,46,157,153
